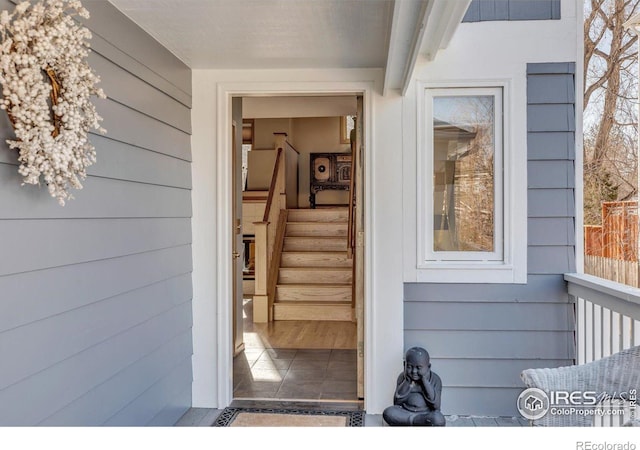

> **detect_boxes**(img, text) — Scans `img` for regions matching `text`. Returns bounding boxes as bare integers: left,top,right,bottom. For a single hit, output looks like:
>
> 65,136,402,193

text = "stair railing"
253,134,288,322
347,118,357,259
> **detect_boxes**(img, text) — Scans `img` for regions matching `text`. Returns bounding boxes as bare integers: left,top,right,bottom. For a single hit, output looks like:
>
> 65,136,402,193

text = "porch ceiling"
107,0,471,93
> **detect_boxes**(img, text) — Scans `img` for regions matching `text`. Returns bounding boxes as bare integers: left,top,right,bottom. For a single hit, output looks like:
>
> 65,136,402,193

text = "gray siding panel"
405,302,572,331
463,0,560,22
481,0,510,21
1,218,191,276
528,218,575,246
403,62,576,415
509,0,558,20
404,274,570,303
0,275,192,391
528,246,576,274
81,0,191,98
104,357,193,426
528,188,574,217
430,358,573,388
1,305,192,426
442,388,527,416
41,334,193,426
0,1,192,426
404,330,574,360
528,160,574,189
88,135,192,189
96,98,191,161
0,246,192,333
527,62,576,75
88,52,191,133
146,384,193,427
527,104,575,132
90,33,191,107
0,166,191,219
528,132,575,160
527,74,575,104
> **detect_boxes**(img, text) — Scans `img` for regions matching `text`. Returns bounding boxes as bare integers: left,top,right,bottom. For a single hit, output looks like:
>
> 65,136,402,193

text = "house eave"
383,0,471,96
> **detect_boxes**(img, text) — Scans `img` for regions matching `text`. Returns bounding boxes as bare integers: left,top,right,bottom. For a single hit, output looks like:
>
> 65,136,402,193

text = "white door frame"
215,81,374,409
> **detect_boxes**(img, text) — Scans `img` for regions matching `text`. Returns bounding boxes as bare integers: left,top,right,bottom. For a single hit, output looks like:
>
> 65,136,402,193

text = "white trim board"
190,70,404,415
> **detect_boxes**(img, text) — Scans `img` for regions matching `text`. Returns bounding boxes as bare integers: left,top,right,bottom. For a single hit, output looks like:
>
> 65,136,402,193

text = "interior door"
354,95,365,398
232,97,245,355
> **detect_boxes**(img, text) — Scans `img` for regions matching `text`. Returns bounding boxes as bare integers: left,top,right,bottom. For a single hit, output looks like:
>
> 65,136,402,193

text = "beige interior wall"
290,117,350,208
250,116,350,208
246,150,276,190
254,118,291,149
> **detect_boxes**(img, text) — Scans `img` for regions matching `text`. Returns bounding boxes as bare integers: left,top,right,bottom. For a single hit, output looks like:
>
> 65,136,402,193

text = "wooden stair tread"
272,208,355,322
276,284,351,302
278,267,351,272
273,302,353,321
282,251,349,255
273,300,351,305
287,209,349,223
281,258,351,268
277,283,352,287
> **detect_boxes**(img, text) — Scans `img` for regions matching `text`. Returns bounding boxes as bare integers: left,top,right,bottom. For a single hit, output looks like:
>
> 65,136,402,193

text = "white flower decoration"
0,0,106,206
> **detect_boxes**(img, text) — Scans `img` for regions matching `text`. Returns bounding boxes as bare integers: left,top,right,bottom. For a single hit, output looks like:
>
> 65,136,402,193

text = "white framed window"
417,81,526,283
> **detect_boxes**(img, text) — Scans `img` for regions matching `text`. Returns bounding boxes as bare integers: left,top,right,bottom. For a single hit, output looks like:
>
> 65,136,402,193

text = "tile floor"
233,347,359,401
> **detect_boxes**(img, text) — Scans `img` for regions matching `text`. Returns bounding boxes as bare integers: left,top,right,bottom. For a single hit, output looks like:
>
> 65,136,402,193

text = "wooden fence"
584,255,639,288
585,201,638,261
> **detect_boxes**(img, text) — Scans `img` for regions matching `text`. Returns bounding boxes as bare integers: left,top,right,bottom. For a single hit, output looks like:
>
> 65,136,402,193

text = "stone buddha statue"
382,346,446,426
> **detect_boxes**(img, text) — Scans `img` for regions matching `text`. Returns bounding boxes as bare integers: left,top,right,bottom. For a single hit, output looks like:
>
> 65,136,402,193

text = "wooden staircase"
273,207,353,321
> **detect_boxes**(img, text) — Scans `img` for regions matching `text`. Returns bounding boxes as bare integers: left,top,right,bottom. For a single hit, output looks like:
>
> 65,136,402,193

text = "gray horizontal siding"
0,165,191,218
528,160,574,189
528,132,575,160
529,188,574,217
0,246,192,333
1,218,191,276
96,98,191,161
0,1,192,426
404,330,574,360
429,358,573,388
463,0,561,22
403,62,576,416
1,274,192,390
41,334,193,426
88,52,191,133
442,387,529,416
405,302,572,331
0,304,192,425
528,218,575,246
405,274,569,303
81,0,191,101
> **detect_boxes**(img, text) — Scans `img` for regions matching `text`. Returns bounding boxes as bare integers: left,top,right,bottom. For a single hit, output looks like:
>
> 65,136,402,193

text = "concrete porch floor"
175,407,530,427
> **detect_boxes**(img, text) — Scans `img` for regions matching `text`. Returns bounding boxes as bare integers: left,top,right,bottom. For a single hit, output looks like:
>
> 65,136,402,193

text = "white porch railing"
565,273,640,426
566,273,640,364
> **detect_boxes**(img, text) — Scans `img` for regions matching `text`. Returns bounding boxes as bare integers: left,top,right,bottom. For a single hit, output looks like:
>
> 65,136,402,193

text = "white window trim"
416,79,527,284
424,87,504,262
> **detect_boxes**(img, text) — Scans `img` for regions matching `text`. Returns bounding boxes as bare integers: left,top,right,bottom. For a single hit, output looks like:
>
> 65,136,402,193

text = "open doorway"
231,94,365,406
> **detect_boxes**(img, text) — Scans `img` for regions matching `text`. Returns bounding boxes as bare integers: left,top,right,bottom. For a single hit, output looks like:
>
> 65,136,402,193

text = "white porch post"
623,15,640,286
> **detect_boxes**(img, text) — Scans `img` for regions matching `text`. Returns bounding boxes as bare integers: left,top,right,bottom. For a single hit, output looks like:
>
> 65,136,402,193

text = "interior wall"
254,118,291,149
252,116,351,208
291,117,351,208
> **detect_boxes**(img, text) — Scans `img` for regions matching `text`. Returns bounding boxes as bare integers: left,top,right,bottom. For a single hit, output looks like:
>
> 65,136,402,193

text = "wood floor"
242,298,356,350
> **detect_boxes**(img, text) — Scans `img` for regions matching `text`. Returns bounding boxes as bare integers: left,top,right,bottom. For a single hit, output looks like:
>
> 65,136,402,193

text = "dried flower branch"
0,0,106,205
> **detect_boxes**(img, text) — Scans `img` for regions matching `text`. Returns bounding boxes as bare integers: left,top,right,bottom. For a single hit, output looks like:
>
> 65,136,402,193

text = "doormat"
213,407,364,427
